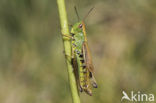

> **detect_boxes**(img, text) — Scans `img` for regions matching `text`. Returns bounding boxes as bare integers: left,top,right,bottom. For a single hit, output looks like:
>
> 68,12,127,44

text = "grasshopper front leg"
62,33,75,59
62,34,72,40
62,33,75,41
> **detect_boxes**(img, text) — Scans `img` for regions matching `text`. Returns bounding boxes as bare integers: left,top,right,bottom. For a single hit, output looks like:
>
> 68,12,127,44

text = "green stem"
57,0,80,103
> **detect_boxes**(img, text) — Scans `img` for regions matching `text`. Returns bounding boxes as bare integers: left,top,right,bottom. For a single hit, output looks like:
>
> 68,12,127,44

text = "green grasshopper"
64,7,97,96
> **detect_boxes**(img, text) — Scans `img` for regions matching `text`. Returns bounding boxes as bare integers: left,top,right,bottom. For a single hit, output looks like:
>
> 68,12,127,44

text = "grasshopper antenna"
83,7,94,21
74,6,80,21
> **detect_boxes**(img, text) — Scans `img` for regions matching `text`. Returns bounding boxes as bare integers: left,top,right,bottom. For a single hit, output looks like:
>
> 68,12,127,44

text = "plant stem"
57,0,80,103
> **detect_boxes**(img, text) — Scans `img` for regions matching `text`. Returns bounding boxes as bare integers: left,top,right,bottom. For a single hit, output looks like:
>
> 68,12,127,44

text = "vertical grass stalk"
57,0,80,103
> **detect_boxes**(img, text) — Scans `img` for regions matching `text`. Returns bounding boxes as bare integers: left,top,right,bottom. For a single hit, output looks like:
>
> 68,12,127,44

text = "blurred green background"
0,0,156,103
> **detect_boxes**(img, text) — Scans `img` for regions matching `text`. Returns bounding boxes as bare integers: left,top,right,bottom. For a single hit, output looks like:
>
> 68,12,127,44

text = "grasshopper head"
71,21,84,34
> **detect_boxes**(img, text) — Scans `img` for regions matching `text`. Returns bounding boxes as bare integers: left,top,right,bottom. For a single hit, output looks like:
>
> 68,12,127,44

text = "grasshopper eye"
78,24,83,28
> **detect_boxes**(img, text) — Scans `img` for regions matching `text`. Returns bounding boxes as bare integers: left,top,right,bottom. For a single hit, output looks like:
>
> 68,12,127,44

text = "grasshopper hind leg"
89,72,98,88
79,86,83,92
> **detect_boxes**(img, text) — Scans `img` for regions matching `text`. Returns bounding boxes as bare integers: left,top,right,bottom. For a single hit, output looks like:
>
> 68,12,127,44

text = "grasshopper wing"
82,42,98,88
82,42,94,72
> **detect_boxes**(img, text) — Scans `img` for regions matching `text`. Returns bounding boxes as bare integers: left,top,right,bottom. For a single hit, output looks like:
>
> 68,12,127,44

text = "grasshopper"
64,7,97,96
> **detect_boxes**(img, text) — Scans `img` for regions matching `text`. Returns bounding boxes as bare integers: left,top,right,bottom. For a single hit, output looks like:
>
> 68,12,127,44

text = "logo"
121,91,155,102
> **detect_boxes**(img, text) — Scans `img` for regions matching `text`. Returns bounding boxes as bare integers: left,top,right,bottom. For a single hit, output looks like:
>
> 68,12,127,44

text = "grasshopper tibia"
62,34,72,40
79,86,83,92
